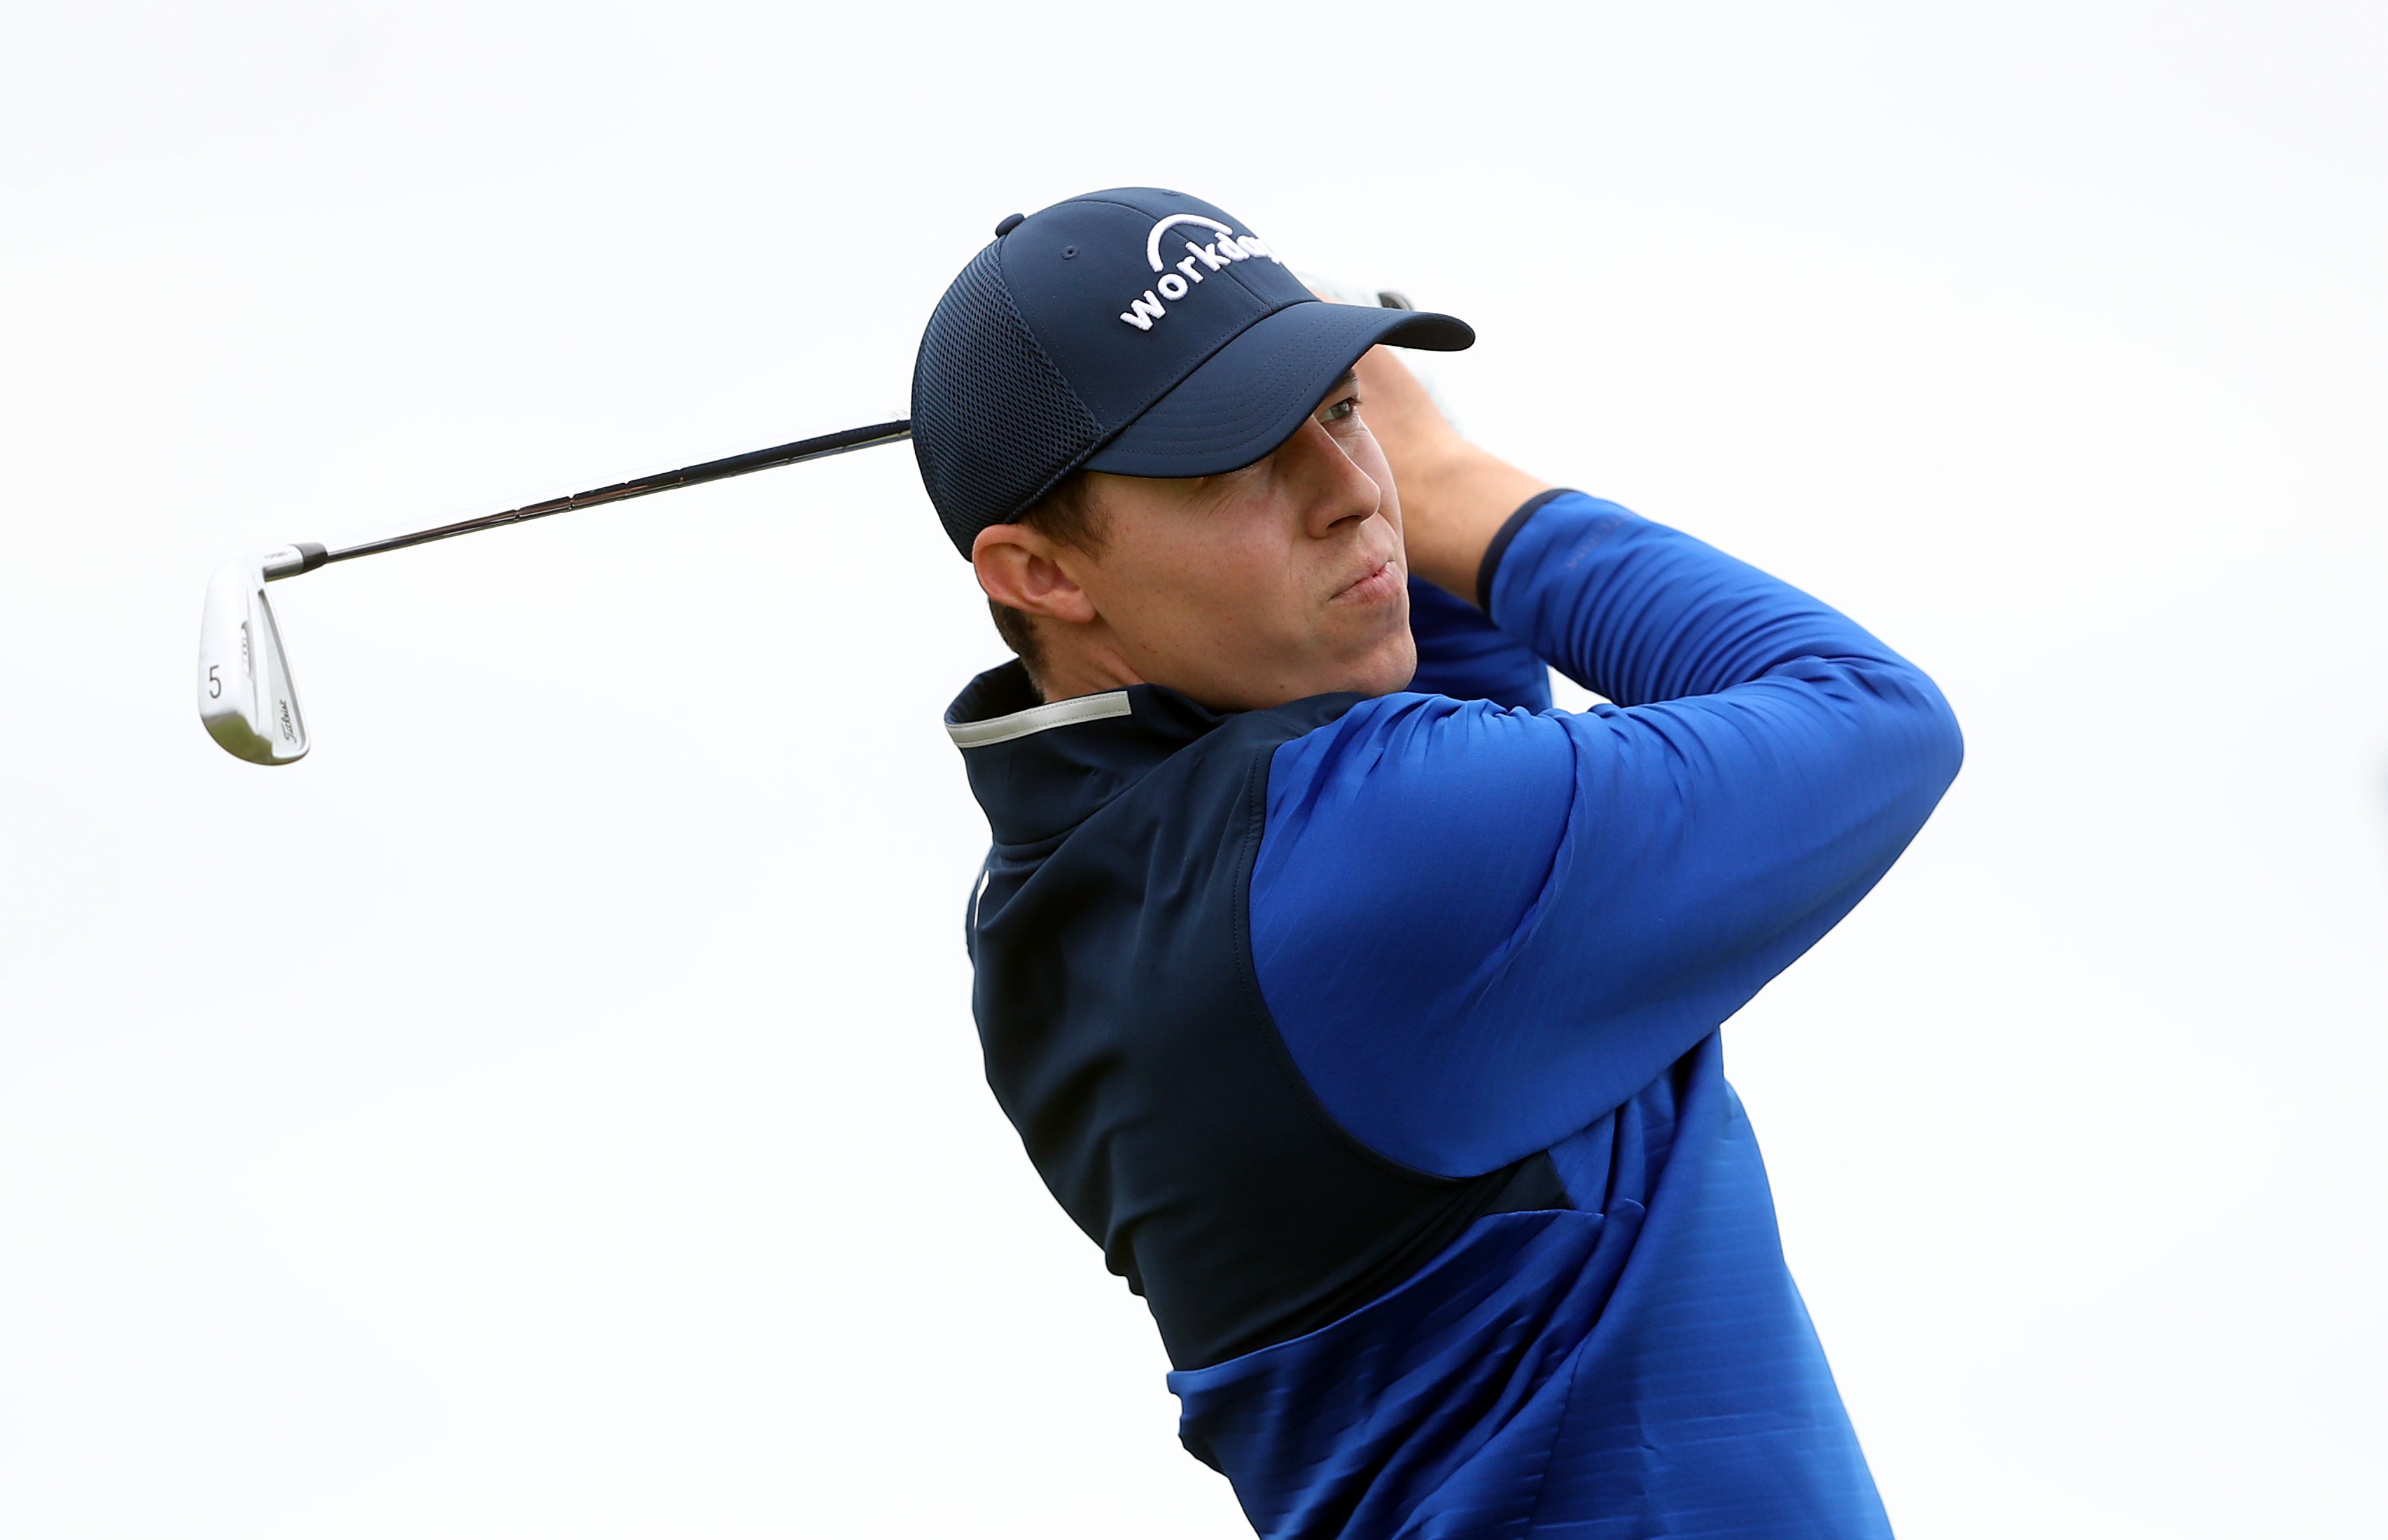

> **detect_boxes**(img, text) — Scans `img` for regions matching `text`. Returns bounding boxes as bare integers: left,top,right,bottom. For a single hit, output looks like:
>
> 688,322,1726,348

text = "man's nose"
1278,418,1383,539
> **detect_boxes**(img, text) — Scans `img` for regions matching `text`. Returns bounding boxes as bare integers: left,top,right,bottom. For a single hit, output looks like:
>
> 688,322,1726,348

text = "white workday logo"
1118,214,1282,331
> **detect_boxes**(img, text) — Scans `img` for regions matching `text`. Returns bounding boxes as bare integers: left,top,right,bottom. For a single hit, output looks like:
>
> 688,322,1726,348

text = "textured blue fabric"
1253,496,1962,1175
1188,492,1962,1535
1171,1040,1889,1540
1405,576,1553,711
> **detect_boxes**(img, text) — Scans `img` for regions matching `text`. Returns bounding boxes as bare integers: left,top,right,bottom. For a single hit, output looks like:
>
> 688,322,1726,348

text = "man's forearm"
1353,346,1549,604
1398,444,1551,603
1488,500,1933,708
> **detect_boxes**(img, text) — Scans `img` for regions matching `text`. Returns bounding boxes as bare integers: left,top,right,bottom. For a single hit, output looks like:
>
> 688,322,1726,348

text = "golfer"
916,188,1962,1539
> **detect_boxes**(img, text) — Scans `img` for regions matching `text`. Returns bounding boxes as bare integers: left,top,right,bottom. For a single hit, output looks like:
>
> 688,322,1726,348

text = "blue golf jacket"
945,491,1963,1538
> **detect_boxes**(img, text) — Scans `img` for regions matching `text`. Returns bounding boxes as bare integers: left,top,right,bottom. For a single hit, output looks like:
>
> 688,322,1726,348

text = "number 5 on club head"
197,545,319,765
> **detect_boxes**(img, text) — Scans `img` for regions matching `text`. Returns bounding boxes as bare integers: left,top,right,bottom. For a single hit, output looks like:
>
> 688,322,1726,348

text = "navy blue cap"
911,188,1474,557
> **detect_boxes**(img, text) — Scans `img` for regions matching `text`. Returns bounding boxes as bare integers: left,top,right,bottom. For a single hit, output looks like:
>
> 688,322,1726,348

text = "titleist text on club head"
197,552,309,765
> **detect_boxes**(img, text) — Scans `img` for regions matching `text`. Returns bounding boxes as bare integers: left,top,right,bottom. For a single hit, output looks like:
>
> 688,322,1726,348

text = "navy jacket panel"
953,664,1566,1371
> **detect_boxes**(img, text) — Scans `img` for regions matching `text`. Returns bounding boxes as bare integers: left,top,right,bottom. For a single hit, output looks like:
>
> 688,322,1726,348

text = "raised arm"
1248,382,1963,1177
1367,345,1554,708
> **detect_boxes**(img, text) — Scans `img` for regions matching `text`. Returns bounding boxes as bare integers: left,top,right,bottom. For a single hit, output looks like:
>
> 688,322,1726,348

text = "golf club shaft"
316,419,914,568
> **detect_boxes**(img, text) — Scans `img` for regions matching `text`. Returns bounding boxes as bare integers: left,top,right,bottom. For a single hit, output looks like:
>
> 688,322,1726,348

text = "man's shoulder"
1261,690,1578,826
1077,690,1370,847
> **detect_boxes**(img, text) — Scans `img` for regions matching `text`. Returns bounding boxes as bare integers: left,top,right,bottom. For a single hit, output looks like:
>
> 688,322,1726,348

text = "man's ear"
972,525,1099,624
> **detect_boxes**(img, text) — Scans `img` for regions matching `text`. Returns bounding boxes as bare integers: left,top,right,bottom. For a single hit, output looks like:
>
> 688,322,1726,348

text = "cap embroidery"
1118,214,1280,332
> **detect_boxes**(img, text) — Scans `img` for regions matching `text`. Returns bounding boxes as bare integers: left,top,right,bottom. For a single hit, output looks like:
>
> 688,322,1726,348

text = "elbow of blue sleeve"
1887,664,1966,822
1918,672,1965,794
1817,652,1965,839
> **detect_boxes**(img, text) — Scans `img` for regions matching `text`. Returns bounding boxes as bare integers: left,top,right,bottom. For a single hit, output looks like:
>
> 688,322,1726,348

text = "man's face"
977,372,1418,711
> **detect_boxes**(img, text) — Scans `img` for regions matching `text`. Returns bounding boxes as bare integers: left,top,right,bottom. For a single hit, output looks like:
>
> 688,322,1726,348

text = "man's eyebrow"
1318,369,1358,402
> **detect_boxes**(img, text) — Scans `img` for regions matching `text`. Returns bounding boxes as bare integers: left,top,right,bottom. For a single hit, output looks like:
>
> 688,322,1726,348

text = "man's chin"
1345,631,1420,700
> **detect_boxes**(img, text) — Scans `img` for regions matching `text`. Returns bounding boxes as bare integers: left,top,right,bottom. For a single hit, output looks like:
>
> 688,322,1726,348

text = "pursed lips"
1329,556,1402,606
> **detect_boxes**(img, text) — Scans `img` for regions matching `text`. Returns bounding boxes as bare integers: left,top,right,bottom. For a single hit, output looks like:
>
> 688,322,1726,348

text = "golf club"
197,418,913,764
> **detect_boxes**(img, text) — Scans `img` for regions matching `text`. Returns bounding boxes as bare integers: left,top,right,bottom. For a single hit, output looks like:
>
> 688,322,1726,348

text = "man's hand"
1350,346,1551,606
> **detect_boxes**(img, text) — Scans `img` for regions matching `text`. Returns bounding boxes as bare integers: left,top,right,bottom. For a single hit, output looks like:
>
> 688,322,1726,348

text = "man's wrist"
1474,488,1578,612
1399,444,1553,606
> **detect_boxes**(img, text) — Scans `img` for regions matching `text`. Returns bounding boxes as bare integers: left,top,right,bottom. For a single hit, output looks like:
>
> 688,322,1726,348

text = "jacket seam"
1227,732,1469,1190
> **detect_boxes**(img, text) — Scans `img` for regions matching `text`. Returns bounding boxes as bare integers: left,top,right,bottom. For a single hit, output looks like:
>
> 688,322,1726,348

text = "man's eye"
1320,396,1362,424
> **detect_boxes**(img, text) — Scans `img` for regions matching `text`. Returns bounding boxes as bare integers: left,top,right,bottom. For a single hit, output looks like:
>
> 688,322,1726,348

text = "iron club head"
197,546,319,764
190,419,909,764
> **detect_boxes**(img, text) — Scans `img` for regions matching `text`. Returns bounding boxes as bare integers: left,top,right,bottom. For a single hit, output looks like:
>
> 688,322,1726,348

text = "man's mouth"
1330,559,1402,606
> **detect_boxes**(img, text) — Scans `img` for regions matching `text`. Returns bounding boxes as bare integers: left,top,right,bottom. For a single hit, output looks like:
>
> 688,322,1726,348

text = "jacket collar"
946,662,1237,845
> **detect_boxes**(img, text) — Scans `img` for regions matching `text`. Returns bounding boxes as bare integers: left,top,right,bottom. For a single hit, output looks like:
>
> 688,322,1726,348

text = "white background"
3,3,2382,1535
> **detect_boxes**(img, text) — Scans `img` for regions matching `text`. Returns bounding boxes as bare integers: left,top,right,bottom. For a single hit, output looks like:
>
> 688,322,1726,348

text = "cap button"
993,212,1026,237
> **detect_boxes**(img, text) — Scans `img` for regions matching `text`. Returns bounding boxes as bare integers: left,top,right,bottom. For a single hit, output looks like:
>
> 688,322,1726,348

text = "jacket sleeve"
1248,492,1964,1177
1403,575,1553,710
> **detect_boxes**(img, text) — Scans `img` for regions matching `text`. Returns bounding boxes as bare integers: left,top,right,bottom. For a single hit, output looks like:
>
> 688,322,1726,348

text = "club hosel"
203,418,909,764
262,542,329,581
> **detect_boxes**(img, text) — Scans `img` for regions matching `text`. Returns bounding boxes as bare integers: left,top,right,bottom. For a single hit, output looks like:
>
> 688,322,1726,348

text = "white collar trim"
946,689,1133,748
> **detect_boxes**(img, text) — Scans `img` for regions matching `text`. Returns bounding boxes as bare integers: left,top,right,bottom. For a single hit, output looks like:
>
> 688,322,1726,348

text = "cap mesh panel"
911,243,1103,556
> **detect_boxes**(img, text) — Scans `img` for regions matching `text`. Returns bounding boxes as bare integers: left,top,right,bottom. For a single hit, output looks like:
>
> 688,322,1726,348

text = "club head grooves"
197,554,309,765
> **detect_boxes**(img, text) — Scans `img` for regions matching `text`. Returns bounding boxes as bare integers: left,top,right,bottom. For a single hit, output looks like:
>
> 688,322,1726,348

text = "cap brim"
1082,301,1473,478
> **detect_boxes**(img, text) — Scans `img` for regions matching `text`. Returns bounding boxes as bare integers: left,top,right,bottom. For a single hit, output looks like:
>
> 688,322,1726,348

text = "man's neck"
1032,626,1145,705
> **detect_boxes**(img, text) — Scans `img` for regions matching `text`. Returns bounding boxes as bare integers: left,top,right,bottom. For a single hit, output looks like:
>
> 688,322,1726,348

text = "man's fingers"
1353,346,1463,490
